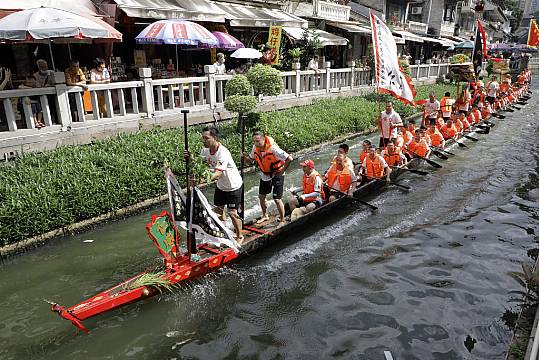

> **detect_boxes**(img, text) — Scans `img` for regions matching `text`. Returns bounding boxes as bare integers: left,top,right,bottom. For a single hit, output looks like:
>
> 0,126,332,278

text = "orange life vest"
461,117,471,130
253,136,285,176
395,134,405,149
440,96,452,115
359,149,368,163
471,109,482,124
403,129,414,144
441,124,458,139
326,164,353,193
302,170,325,202
427,129,444,147
409,140,429,158
364,155,385,179
454,118,463,132
500,83,510,93
382,150,402,167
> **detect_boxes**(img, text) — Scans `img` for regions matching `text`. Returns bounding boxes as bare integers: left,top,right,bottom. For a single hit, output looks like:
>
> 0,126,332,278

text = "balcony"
460,0,475,13
314,0,351,22
440,21,456,37
407,20,428,33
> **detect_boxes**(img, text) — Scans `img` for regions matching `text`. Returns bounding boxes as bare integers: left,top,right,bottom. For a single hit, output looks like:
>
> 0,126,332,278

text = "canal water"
1,89,538,360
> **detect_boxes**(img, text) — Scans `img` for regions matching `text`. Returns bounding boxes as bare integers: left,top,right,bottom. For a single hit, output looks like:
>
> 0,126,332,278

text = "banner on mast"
472,20,488,77
527,19,539,48
369,11,415,105
166,173,241,253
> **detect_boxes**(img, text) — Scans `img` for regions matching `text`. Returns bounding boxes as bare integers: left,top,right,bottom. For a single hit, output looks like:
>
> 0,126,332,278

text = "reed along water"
1,86,538,360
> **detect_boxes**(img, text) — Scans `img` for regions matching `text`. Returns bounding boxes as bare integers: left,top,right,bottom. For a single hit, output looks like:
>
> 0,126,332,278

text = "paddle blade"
425,158,443,168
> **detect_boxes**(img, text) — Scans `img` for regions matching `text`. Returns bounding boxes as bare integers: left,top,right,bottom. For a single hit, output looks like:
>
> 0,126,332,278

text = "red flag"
528,19,539,48
477,20,489,59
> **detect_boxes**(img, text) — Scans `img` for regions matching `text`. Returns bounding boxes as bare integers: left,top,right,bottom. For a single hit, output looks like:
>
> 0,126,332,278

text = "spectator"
34,59,54,88
308,55,319,72
65,60,87,122
18,76,44,129
0,66,12,128
90,58,111,118
214,53,226,75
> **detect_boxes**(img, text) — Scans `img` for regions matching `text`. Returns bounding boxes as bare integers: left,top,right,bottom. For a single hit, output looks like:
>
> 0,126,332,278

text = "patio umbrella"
454,40,474,50
211,31,244,50
136,20,218,72
510,44,538,53
0,7,122,69
489,43,511,51
230,48,263,59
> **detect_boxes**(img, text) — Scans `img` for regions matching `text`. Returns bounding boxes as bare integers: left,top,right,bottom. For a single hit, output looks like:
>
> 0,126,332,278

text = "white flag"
370,12,416,105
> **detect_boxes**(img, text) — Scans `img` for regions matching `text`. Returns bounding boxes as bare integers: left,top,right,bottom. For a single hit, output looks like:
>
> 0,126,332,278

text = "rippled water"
1,87,538,360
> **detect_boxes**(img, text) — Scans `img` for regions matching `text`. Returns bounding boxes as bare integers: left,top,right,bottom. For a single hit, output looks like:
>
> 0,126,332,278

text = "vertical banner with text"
267,26,282,65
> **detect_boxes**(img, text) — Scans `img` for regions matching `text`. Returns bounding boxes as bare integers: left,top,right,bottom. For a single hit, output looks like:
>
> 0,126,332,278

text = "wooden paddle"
436,148,456,156
429,148,449,160
358,175,411,191
491,113,505,119
462,133,479,141
413,154,443,168
390,166,429,176
324,185,378,211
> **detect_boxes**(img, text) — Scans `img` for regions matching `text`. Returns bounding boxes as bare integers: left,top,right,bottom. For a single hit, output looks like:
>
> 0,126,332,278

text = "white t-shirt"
308,58,319,71
214,62,226,75
487,81,499,97
249,143,290,181
425,100,440,118
380,110,403,139
200,144,242,192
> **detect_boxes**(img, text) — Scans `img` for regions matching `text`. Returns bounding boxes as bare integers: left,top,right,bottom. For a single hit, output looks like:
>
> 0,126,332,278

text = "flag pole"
182,109,196,257
239,112,245,223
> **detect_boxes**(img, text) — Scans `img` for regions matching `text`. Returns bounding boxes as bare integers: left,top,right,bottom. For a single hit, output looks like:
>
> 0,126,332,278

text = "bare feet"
256,215,270,224
236,235,244,245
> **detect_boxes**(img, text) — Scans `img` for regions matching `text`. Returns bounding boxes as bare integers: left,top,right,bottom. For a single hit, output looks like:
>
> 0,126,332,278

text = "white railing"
314,0,350,22
0,63,453,135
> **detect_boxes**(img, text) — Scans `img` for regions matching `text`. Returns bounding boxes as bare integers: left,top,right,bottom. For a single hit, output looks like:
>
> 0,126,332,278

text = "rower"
424,92,441,126
456,86,471,116
407,131,431,159
440,118,459,140
458,112,471,131
402,119,416,146
358,145,391,184
336,143,355,173
468,104,482,125
184,126,244,243
427,124,445,149
324,153,357,202
382,140,407,167
359,139,371,164
245,130,293,226
378,101,403,148
440,92,454,123
288,159,324,217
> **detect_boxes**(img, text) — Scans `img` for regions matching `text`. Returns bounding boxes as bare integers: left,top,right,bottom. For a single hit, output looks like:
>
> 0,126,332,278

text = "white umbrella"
0,7,122,69
230,48,263,59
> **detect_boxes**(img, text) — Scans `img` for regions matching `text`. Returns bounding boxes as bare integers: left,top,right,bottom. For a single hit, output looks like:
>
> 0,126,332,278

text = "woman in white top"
213,53,226,75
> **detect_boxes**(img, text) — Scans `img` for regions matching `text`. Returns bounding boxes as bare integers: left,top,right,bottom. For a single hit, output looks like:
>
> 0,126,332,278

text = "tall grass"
0,84,457,246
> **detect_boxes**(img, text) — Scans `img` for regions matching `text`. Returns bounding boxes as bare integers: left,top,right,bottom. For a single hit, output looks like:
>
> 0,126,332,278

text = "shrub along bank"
0,83,457,246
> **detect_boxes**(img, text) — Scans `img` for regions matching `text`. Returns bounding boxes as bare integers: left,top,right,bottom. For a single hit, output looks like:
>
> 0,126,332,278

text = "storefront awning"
113,0,226,22
327,21,371,35
421,36,455,47
283,27,348,46
393,30,425,43
214,3,307,28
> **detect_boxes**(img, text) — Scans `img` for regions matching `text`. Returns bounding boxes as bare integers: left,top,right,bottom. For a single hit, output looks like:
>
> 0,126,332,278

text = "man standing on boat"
245,130,293,226
378,101,403,148
184,126,244,243
486,75,499,106
424,92,441,126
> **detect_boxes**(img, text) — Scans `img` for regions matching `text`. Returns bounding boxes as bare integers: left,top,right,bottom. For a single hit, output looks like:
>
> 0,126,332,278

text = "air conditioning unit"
411,6,423,15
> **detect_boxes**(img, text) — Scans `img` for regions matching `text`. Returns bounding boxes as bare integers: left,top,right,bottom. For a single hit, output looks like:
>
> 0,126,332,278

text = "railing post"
325,62,331,93
139,67,154,116
350,66,355,88
205,65,216,108
295,69,301,97
52,72,72,128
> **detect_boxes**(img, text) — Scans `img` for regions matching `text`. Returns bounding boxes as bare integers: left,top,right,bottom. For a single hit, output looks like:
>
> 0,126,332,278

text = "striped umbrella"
135,20,218,46
211,31,244,50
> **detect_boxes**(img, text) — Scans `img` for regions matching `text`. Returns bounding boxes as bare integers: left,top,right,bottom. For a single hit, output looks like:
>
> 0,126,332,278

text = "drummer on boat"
184,126,244,243
244,130,293,226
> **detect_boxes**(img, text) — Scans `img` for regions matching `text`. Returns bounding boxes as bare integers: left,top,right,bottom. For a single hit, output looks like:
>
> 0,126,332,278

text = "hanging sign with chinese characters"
267,25,282,65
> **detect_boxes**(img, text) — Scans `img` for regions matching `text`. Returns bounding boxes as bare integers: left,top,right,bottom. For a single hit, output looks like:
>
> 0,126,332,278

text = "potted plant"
287,48,303,70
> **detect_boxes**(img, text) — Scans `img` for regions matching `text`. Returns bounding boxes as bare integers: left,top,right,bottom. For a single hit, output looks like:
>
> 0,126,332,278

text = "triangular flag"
528,19,539,48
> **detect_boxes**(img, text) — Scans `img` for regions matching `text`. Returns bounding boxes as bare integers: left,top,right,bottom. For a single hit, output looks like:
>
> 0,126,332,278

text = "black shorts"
428,117,437,125
379,137,391,148
259,173,284,199
214,186,242,210
486,96,495,105
442,116,450,123
458,109,468,115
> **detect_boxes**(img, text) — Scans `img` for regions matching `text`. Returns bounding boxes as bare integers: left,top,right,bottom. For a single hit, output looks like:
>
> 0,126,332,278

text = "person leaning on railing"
65,60,88,122
90,58,111,118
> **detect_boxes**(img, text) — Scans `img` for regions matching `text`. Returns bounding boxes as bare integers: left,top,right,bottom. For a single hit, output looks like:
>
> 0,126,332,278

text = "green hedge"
0,84,456,246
